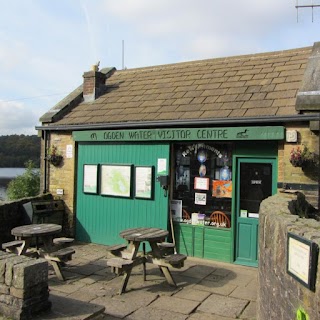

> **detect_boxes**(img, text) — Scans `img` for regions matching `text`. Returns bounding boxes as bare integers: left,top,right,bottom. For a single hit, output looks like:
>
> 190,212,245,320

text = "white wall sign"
66,145,73,158
286,130,298,143
287,232,318,291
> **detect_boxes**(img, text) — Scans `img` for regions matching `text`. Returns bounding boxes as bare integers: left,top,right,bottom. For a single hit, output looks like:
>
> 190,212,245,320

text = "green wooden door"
235,158,277,267
76,142,170,245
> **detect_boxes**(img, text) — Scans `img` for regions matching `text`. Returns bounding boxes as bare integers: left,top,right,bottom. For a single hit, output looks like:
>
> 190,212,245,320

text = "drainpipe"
318,113,320,212
43,130,48,194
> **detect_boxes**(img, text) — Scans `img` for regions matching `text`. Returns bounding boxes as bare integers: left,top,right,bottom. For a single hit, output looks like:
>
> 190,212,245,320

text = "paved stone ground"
34,242,258,320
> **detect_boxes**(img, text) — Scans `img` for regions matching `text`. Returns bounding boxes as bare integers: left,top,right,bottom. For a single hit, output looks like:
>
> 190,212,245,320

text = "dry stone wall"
258,193,320,320
0,251,50,320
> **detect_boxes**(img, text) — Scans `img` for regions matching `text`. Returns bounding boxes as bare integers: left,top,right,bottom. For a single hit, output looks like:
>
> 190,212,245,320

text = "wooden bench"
164,254,187,268
105,244,127,256
107,257,134,275
43,247,75,281
2,240,25,255
53,237,74,248
157,242,175,255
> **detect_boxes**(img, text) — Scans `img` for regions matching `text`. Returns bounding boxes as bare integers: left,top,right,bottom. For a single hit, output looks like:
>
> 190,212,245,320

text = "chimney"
83,63,106,102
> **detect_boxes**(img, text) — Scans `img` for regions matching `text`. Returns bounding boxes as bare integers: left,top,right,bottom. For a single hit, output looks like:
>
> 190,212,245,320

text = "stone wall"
278,123,319,208
258,193,320,320
0,194,53,247
0,251,50,320
40,132,76,236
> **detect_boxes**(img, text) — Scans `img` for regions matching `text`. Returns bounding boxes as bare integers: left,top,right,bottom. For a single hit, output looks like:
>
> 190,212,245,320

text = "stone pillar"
0,251,50,320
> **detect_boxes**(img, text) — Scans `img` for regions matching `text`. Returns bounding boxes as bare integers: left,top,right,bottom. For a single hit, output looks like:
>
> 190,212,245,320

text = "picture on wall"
100,164,132,198
83,164,99,194
212,180,232,198
195,192,207,205
135,166,154,199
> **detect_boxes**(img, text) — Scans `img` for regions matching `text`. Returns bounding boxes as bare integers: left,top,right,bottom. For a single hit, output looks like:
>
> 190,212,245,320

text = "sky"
0,0,319,136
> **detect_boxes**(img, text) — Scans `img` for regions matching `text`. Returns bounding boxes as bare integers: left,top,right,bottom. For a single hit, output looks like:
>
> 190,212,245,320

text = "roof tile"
216,94,238,103
181,111,204,119
266,90,297,100
236,93,252,101
141,106,161,113
242,99,273,109
157,112,185,120
201,102,223,111
200,109,232,118
244,107,277,117
229,109,247,117
251,93,267,101
277,106,297,115
46,46,312,127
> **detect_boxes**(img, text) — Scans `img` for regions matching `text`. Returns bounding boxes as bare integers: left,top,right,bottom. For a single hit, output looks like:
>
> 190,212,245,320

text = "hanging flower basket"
47,145,63,166
47,154,63,166
289,146,318,168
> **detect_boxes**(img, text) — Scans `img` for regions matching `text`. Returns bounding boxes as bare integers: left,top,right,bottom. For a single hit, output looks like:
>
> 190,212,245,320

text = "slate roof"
42,46,313,128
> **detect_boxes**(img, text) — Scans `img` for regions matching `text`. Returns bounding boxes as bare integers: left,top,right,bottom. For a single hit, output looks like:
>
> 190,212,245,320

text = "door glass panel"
240,163,272,218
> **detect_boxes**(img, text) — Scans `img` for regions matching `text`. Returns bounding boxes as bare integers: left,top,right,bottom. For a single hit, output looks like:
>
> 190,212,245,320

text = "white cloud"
100,0,305,63
0,101,39,135
0,0,319,135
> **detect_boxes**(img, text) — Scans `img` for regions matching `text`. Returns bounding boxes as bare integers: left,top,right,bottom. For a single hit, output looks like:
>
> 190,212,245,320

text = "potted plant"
47,145,63,166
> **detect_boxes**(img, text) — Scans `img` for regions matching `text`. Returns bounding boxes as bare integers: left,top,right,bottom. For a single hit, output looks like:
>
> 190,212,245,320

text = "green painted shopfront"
37,43,320,268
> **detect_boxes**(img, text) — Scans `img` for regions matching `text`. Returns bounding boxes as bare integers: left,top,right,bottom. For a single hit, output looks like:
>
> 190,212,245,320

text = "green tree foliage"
6,161,40,200
0,135,40,167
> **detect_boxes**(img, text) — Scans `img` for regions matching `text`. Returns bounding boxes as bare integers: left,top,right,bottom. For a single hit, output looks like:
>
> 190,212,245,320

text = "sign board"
287,232,318,291
73,126,284,142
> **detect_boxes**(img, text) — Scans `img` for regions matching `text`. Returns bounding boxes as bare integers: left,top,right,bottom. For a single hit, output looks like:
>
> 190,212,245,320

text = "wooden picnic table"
11,223,62,255
107,227,186,294
8,224,74,281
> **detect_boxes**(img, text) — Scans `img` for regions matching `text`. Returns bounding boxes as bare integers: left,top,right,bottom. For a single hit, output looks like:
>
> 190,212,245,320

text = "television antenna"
295,0,320,22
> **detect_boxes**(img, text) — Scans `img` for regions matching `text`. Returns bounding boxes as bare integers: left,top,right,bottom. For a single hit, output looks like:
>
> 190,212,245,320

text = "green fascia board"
73,126,284,142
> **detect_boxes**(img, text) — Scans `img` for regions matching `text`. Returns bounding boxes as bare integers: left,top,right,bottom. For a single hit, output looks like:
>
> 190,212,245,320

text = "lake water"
0,168,26,200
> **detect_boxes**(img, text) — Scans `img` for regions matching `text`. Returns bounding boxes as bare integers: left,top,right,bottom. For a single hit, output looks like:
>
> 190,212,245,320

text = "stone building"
36,41,320,267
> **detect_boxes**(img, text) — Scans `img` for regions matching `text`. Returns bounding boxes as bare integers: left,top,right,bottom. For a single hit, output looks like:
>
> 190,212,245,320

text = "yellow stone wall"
40,132,76,236
278,122,319,207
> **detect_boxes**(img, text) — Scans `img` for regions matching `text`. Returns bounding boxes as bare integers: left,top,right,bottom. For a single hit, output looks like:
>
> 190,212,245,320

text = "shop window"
172,142,233,228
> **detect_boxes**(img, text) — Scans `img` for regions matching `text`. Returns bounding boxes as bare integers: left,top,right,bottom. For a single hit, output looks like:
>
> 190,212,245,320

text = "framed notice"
194,177,210,190
100,164,132,198
157,158,167,175
83,164,98,194
135,166,154,199
287,232,318,291
195,192,207,205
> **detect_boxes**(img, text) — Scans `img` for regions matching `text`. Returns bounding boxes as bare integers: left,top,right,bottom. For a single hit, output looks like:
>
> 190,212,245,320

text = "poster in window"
194,177,209,190
212,180,232,198
83,164,98,194
100,164,132,198
135,166,154,199
170,199,182,221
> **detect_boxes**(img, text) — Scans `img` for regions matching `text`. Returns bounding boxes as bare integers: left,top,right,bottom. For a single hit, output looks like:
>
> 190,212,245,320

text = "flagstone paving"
26,242,257,319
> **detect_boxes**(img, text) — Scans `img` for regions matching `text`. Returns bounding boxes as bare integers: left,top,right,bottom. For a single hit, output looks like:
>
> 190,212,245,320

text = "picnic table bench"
107,228,187,294
3,224,75,281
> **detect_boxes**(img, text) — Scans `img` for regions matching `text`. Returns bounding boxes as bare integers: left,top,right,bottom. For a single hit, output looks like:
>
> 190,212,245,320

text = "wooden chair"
209,211,231,228
182,209,190,220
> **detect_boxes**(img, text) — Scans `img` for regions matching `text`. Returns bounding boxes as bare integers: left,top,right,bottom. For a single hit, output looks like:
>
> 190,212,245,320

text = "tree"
6,160,40,200
0,135,40,167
